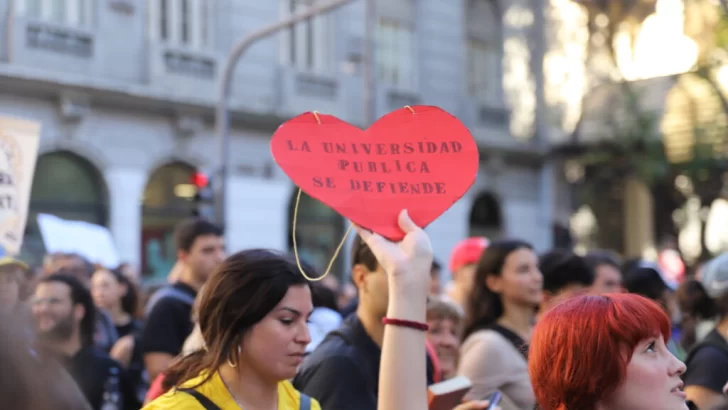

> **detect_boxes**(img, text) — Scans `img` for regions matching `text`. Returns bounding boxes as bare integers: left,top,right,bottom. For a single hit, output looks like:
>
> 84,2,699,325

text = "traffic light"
191,171,215,219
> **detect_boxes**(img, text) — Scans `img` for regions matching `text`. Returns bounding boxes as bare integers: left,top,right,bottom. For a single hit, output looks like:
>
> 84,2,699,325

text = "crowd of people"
1,212,728,409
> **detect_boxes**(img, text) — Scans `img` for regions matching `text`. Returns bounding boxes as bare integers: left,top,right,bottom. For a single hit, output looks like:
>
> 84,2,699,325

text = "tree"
553,0,666,252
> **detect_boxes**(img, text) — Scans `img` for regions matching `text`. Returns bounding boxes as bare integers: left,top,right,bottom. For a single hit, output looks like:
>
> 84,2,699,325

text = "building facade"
0,0,554,280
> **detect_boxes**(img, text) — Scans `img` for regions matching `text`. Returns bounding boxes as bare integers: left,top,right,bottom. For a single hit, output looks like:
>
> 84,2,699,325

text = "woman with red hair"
529,293,689,410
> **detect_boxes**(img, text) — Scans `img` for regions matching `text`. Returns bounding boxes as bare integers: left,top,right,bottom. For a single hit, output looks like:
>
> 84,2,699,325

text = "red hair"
528,293,671,410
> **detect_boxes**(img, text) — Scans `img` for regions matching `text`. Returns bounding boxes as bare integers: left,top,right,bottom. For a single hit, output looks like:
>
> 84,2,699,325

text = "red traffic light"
191,172,209,188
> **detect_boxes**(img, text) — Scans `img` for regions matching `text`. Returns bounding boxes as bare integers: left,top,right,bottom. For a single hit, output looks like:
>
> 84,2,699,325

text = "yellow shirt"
142,372,321,410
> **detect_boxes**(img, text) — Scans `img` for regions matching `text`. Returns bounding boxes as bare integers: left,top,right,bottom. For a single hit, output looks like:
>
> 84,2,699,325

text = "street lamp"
215,0,357,227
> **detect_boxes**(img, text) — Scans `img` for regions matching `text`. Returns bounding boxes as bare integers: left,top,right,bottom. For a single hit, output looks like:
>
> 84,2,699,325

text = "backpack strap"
178,388,221,410
145,285,196,317
299,392,312,410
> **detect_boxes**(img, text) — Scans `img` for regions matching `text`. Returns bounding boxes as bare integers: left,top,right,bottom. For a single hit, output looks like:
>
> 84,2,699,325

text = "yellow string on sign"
290,110,353,281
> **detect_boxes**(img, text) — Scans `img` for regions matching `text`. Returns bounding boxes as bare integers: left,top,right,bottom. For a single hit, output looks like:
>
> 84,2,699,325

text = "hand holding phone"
450,391,503,410
485,392,502,410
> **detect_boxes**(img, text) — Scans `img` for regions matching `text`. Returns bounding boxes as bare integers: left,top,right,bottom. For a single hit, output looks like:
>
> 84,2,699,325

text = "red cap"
449,237,489,273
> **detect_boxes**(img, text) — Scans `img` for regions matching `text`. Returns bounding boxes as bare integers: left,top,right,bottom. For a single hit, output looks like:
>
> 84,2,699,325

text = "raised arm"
355,210,431,410
358,210,498,410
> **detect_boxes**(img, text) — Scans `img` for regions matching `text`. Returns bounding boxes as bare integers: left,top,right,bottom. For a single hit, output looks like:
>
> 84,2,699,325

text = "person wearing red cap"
446,237,489,311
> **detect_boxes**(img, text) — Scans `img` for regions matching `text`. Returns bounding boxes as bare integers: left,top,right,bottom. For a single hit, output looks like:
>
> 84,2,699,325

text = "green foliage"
715,5,728,49
575,85,670,187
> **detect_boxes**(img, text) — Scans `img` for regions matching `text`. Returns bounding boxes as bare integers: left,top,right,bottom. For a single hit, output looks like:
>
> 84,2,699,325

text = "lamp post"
362,0,375,126
215,0,357,226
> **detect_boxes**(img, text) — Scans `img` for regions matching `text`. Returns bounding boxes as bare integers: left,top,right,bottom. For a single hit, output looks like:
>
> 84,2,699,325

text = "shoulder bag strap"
487,324,529,361
299,392,312,410
178,388,222,410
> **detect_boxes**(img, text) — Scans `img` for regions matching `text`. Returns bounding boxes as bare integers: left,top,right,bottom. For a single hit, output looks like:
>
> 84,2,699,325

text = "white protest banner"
37,213,121,268
0,116,41,256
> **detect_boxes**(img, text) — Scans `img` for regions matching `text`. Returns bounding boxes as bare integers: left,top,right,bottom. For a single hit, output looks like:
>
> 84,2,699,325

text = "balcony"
458,99,514,148
147,42,221,103
6,18,95,75
26,22,92,57
274,67,361,124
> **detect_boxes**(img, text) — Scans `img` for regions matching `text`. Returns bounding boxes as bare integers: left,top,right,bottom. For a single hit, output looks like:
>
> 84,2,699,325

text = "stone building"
0,0,554,279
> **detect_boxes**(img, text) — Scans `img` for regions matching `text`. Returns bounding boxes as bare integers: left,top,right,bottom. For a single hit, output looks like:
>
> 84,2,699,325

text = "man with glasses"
31,274,139,410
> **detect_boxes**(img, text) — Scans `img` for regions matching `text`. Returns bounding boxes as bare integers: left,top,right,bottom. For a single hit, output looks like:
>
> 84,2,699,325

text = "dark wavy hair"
463,239,534,340
163,249,310,390
38,274,96,346
93,268,140,318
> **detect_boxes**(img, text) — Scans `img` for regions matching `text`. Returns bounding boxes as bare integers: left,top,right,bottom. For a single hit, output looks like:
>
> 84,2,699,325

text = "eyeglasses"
30,297,67,307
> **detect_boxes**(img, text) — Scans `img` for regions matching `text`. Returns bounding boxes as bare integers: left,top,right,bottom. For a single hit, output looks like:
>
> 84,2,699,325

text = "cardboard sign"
0,116,40,255
37,213,121,268
271,105,479,241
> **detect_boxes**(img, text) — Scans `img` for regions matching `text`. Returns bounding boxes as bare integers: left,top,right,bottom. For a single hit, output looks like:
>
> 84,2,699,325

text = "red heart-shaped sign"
271,105,479,241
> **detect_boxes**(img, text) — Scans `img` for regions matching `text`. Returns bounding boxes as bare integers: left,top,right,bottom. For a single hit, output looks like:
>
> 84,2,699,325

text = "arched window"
466,0,502,102
21,151,108,265
288,190,346,278
469,191,503,239
141,162,196,279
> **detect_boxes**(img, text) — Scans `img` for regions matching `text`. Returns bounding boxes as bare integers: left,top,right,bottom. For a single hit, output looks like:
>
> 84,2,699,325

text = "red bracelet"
381,317,429,331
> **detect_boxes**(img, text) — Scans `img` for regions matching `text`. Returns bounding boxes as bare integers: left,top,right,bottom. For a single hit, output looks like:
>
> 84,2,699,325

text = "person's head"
463,239,542,339
676,279,715,320
42,253,66,275
699,253,728,324
0,258,29,313
31,274,95,347
174,218,225,284
163,249,312,390
46,254,94,285
311,281,339,312
430,259,442,296
90,268,139,317
336,282,356,310
538,250,594,311
116,262,139,283
351,234,388,318
320,274,340,293
623,260,679,322
585,250,623,294
426,298,464,379
448,237,488,296
529,293,686,410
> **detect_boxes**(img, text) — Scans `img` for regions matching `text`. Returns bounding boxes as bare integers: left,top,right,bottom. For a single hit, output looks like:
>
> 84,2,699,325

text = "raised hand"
354,209,432,290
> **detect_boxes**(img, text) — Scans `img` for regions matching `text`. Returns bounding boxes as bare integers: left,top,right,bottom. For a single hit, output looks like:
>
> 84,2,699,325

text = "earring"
227,345,241,368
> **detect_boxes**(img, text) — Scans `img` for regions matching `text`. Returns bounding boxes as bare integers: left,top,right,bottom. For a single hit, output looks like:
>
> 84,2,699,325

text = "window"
22,151,108,267
18,0,92,27
467,38,500,100
375,18,415,88
374,0,416,89
151,0,212,49
280,0,330,72
466,0,501,101
141,162,197,279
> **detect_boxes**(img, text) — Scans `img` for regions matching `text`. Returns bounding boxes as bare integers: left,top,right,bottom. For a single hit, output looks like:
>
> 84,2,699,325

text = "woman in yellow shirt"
143,249,320,410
